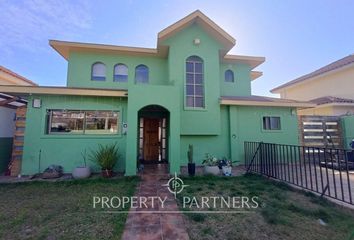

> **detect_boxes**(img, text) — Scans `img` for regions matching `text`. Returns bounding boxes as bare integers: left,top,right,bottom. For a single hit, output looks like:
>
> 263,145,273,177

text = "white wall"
0,107,16,137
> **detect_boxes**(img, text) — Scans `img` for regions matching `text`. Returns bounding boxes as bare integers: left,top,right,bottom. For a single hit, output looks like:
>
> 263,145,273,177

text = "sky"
0,0,353,97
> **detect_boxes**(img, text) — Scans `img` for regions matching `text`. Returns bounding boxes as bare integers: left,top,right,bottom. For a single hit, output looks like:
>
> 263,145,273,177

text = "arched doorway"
137,105,169,164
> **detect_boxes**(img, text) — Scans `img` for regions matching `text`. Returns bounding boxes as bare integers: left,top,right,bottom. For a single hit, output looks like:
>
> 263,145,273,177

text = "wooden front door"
143,118,160,161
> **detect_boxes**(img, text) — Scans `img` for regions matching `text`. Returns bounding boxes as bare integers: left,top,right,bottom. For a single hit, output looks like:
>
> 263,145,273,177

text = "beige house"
0,66,36,175
271,54,354,115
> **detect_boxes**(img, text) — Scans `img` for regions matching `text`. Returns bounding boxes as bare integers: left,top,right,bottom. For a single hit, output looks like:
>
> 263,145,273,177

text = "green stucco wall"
0,137,13,173
341,115,354,148
180,105,299,166
22,95,127,175
67,52,169,89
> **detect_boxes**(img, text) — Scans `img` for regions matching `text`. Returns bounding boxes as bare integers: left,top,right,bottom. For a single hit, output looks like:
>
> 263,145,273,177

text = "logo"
162,172,188,198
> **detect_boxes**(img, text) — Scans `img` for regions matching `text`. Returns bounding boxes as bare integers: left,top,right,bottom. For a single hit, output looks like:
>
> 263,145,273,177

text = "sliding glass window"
47,110,119,135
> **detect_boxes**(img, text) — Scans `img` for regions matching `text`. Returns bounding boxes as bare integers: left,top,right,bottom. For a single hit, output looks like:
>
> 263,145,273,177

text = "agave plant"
90,143,119,170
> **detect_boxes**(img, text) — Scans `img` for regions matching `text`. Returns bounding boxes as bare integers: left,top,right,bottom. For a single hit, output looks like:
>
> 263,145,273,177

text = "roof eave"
220,99,316,108
0,85,128,97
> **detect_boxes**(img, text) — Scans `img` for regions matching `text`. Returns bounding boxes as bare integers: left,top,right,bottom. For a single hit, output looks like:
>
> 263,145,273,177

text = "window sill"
183,107,207,112
40,134,124,139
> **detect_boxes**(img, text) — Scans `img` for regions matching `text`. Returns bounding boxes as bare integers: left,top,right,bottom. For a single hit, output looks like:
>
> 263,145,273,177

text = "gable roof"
0,65,37,86
271,54,354,93
158,10,236,50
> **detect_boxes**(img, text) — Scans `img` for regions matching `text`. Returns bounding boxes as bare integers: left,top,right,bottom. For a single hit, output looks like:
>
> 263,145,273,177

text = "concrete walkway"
122,164,189,240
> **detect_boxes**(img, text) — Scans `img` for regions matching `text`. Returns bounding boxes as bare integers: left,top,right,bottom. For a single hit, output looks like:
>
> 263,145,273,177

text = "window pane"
49,110,84,134
186,96,194,107
195,74,203,84
195,63,203,73
92,63,106,81
85,111,118,134
186,62,194,72
186,73,194,84
270,117,281,130
195,85,203,96
135,65,149,83
114,74,128,82
195,97,204,108
225,70,234,82
115,64,128,75
186,85,194,95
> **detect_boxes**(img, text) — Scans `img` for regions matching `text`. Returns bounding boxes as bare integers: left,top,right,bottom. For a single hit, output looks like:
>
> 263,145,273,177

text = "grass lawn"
178,174,354,240
0,177,138,240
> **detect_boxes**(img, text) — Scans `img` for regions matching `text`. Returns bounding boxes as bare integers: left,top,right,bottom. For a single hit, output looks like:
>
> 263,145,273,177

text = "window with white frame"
263,116,281,130
91,62,106,81
47,110,119,134
114,64,128,82
186,56,204,108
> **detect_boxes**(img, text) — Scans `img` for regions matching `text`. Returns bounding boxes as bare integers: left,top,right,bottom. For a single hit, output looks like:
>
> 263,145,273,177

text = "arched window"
91,62,106,81
135,65,149,83
225,70,234,82
114,64,128,82
186,56,204,108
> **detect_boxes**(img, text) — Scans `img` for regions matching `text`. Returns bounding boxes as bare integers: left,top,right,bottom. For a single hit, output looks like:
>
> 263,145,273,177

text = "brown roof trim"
0,85,127,97
158,10,236,51
271,54,354,93
0,66,37,86
251,71,263,80
220,95,315,108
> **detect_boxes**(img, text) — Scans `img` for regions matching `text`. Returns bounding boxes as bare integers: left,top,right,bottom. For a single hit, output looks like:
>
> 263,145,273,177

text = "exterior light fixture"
193,38,201,45
32,98,41,108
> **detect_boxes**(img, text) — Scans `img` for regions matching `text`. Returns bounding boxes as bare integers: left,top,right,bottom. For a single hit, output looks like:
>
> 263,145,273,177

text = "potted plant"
72,149,91,179
187,144,195,176
202,153,220,175
90,143,119,178
219,157,235,176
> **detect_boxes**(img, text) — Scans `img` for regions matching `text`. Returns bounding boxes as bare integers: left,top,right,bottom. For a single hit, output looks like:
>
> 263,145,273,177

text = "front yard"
0,177,138,240
178,174,354,240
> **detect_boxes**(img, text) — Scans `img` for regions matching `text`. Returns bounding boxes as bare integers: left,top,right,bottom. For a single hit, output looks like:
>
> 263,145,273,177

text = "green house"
1,11,313,176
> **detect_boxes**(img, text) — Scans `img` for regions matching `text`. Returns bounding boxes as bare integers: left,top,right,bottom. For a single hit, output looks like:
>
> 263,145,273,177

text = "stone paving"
121,164,190,240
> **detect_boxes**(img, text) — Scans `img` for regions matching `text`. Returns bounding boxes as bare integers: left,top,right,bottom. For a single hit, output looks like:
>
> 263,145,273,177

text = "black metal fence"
245,141,354,205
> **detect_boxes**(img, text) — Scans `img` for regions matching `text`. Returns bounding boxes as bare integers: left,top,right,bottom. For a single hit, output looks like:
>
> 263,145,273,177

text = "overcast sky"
1,0,353,96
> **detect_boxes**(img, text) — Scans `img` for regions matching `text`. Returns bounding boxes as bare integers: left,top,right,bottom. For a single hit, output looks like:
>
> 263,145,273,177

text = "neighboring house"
0,11,312,176
271,54,354,116
0,66,36,174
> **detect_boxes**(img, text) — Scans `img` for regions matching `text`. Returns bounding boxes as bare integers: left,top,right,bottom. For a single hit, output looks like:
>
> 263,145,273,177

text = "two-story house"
0,11,312,176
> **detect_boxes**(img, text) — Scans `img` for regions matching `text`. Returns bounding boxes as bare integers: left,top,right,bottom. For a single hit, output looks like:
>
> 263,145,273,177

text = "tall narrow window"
91,62,106,81
225,69,234,82
186,56,204,108
135,65,149,83
114,64,128,82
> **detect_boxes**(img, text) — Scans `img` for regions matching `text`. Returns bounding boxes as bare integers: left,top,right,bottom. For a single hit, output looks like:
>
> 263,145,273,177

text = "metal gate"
299,116,343,149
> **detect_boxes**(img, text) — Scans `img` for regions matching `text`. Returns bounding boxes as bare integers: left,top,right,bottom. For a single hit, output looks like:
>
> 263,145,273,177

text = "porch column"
169,111,180,174
125,107,138,176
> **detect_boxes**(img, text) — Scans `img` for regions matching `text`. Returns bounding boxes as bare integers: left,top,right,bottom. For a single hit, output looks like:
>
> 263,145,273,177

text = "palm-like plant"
90,143,119,171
